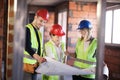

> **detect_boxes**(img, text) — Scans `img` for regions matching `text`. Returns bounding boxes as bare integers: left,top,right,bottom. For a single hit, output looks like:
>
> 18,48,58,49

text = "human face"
51,35,62,46
35,16,47,29
79,28,89,38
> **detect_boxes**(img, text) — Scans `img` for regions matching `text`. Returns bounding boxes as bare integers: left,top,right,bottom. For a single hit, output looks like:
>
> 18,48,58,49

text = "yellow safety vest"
42,40,65,80
74,38,97,79
23,24,43,64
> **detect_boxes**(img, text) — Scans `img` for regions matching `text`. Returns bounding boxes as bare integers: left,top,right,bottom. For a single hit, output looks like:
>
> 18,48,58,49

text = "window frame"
58,9,67,49
105,5,120,47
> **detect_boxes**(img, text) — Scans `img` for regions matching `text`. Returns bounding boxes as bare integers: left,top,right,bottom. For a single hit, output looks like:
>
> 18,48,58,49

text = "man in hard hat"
42,24,66,80
71,20,109,80
23,9,49,80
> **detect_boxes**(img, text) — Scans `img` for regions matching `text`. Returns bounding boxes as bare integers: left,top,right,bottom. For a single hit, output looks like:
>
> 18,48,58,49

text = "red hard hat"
50,24,65,36
36,9,49,21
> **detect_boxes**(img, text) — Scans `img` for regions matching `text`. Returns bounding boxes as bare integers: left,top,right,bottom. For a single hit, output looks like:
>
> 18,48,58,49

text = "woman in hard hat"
72,20,109,80
23,9,49,80
42,24,66,80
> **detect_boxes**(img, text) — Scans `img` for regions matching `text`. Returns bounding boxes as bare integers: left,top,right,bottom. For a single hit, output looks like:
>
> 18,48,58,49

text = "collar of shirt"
49,39,61,47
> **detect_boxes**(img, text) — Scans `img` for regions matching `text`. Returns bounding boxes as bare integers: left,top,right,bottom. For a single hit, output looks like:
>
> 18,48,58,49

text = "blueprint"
35,57,95,75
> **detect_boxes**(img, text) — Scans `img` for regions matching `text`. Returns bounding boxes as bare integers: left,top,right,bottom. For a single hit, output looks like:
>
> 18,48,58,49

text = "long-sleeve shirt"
25,25,41,57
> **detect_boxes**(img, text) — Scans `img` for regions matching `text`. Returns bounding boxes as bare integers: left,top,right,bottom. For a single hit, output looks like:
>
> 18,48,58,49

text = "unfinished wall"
7,0,14,79
0,0,13,79
67,2,120,80
105,46,120,80
67,1,97,53
68,2,120,80
0,1,119,80
0,0,4,78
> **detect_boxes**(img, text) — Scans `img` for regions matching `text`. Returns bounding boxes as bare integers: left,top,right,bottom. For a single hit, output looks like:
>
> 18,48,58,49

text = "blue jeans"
32,73,37,80
23,72,37,80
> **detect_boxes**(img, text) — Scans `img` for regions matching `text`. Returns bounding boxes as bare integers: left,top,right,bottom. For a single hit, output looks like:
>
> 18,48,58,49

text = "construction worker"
42,24,66,80
72,20,109,80
23,9,49,80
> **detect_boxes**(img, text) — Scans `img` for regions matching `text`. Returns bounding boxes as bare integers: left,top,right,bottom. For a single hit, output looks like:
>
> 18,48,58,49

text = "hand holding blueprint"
35,57,95,75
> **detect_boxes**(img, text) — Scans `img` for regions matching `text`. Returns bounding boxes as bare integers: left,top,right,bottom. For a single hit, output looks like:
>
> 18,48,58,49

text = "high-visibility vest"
23,24,43,64
42,40,65,80
74,38,97,79
45,40,65,61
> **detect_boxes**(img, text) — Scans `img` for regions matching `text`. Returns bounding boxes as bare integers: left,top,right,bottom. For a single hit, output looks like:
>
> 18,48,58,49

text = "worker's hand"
64,51,69,55
65,50,76,57
66,56,75,66
38,56,46,63
33,54,47,63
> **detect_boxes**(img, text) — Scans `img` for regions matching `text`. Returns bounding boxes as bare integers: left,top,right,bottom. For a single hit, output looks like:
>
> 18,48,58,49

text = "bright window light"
105,7,120,45
113,9,120,44
105,10,112,43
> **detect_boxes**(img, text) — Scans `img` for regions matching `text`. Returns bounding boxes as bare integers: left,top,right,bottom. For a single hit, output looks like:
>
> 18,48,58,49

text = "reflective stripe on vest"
74,38,97,79
24,54,35,60
23,24,42,64
67,55,96,65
